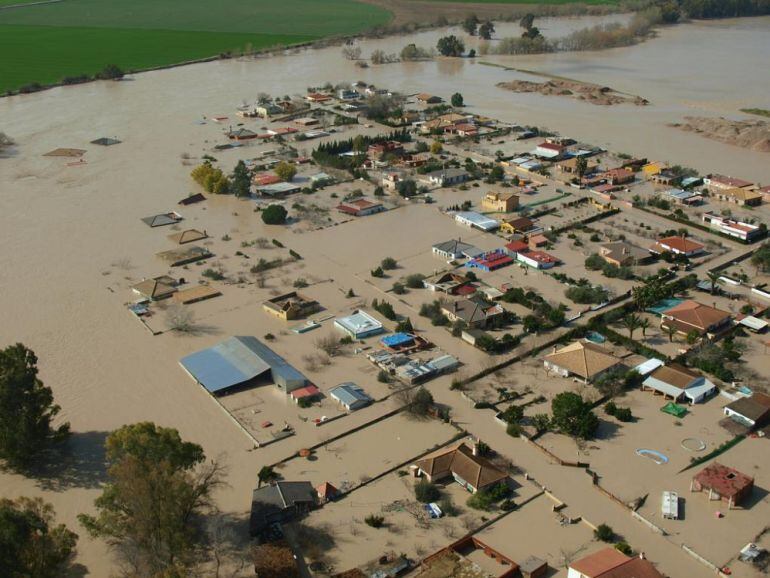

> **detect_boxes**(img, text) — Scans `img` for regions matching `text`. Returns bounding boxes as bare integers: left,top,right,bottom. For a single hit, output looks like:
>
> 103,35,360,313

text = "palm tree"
623,314,642,341
706,270,720,295
665,324,677,343
640,317,650,338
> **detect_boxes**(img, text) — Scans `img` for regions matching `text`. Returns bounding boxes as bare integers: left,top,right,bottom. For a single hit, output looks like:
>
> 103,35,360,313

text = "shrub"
202,268,225,281
392,282,406,295
604,401,618,416
293,278,309,288
415,480,440,503
371,266,385,278
297,397,313,408
261,205,288,225
381,257,398,270
615,541,633,555
614,407,633,422
467,483,511,511
405,274,425,289
506,422,522,438
264,333,275,341
438,497,459,516
364,514,384,528
594,523,614,542
377,370,391,383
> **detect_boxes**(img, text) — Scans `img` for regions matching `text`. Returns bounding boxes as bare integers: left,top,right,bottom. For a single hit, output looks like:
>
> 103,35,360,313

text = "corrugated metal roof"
180,336,305,394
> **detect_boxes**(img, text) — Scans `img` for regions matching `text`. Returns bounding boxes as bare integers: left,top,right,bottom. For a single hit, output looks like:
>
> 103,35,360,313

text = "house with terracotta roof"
649,235,704,257
131,276,178,301
533,142,566,159
336,198,385,217
660,300,732,338
568,547,664,578
712,187,763,206
504,239,530,257
599,241,651,267
482,191,519,213
544,341,623,383
691,462,754,509
642,363,717,404
415,441,508,494
723,392,770,430
315,481,339,504
704,173,755,192
442,296,504,329
517,249,559,270
263,292,320,321
702,212,764,242
500,216,536,235
602,167,635,186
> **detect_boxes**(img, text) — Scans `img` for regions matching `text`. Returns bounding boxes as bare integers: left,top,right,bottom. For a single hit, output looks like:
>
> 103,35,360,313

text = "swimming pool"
647,298,685,316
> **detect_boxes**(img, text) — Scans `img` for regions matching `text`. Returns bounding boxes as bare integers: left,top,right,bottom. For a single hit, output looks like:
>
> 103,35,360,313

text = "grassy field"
418,0,618,3
0,25,315,92
0,0,391,93
741,108,770,118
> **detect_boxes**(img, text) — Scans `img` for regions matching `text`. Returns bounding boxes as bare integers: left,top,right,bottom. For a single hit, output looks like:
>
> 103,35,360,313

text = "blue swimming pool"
647,298,684,315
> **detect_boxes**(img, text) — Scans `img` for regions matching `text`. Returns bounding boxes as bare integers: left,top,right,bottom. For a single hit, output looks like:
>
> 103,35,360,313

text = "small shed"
691,462,754,509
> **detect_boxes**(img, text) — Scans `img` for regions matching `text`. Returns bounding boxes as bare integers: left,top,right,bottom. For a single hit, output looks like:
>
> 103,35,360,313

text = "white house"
334,311,384,339
454,211,499,232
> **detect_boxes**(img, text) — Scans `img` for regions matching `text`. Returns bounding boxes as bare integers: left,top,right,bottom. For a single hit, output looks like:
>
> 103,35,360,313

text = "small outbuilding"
334,310,384,339
329,382,372,411
691,462,754,509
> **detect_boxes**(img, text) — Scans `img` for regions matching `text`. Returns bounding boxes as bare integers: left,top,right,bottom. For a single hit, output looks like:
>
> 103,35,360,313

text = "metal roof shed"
329,383,372,411
179,336,307,394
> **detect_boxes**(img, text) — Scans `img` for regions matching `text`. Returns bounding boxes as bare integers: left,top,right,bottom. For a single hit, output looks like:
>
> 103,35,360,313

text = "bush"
202,268,225,281
405,274,425,289
604,401,618,416
438,497,459,516
261,204,288,225
506,422,522,438
371,266,385,278
392,282,406,295
377,370,391,383
381,257,398,270
364,514,384,528
594,523,614,542
415,480,441,503
297,397,313,408
615,407,633,422
551,392,599,440
467,483,511,511
615,541,633,556
565,284,608,304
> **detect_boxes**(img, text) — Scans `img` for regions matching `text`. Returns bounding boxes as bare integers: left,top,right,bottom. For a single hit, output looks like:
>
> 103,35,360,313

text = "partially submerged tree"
0,343,70,469
261,204,288,225
79,422,226,576
437,35,465,57
0,497,78,578
231,160,251,198
550,392,598,440
274,161,297,182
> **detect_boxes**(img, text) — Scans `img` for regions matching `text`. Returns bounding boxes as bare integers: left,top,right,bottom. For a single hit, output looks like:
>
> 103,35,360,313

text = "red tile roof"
570,548,631,577
693,462,753,500
505,240,529,253
656,236,704,254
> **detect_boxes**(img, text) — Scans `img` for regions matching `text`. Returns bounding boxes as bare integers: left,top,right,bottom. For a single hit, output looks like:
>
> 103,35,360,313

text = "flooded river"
2,15,769,181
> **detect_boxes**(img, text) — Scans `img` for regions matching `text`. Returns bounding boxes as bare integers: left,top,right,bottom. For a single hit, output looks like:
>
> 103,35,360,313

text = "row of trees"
0,344,238,576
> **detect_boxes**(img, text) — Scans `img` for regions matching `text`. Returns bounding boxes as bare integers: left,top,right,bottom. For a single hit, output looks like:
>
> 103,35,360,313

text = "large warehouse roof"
180,336,305,394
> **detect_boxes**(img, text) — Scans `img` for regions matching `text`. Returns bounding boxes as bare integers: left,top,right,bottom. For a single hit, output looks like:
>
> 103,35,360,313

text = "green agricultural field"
420,0,617,3
0,0,391,93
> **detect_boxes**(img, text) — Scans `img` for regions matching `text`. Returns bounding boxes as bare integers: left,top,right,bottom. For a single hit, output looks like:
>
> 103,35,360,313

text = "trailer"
662,491,679,520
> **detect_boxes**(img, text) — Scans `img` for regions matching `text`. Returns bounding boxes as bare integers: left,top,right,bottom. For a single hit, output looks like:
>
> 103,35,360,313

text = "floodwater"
2,14,769,180
0,13,768,577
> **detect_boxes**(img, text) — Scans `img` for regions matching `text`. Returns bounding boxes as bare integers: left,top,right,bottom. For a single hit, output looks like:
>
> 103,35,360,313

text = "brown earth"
670,116,770,153
497,78,649,106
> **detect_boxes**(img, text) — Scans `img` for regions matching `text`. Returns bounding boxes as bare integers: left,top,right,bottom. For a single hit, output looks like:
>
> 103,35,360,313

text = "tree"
381,257,398,270
0,344,69,469
706,270,721,294
519,13,535,30
551,392,598,440
231,160,251,198
396,178,418,198
665,324,677,343
0,497,78,578
430,140,443,155
639,317,650,338
623,313,642,340
594,523,614,542
451,92,464,107
258,465,279,488
274,161,297,182
462,14,479,36
437,35,465,57
414,480,440,503
575,156,588,178
97,64,124,80
399,387,434,416
78,422,225,576
751,243,770,273
479,21,495,40
253,541,300,578
261,204,288,225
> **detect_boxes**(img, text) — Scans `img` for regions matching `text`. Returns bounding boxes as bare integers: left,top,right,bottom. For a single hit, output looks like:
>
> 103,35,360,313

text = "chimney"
639,552,646,560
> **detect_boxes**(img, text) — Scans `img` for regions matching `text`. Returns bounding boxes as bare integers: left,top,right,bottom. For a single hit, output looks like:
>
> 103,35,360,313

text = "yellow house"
642,161,666,177
499,216,535,235
481,191,519,213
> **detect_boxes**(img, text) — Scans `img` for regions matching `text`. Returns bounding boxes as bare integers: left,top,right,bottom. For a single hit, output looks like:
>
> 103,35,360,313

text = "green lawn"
0,25,316,92
419,0,618,3
0,0,391,93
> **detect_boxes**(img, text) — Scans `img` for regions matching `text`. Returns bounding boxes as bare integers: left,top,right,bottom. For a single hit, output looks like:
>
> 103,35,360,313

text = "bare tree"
341,46,362,60
166,304,195,332
315,334,342,357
